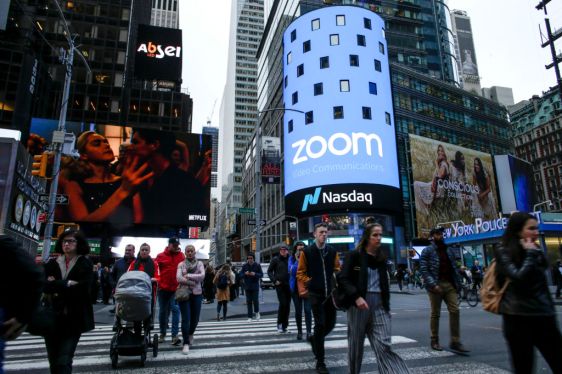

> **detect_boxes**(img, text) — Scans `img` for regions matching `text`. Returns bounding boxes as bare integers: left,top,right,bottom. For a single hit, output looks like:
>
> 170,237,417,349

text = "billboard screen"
457,32,479,77
283,6,401,216
410,134,499,236
261,136,281,184
134,24,182,81
29,119,211,228
494,155,536,213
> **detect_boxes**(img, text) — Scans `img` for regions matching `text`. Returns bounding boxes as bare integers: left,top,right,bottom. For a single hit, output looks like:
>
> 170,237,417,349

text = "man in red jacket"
156,237,185,345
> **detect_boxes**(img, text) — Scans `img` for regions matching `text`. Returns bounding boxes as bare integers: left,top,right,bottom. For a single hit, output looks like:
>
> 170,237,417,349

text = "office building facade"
151,0,179,28
482,86,515,108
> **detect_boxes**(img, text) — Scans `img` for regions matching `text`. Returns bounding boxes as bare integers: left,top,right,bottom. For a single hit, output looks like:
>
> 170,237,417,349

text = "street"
5,287,560,373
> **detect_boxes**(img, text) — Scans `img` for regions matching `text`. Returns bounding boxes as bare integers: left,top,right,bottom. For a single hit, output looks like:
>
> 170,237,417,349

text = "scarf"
133,256,155,278
56,255,80,280
185,257,198,274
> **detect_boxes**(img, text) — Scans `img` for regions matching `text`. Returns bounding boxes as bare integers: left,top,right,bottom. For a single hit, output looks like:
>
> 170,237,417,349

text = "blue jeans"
178,294,202,345
245,289,259,318
158,290,180,337
291,291,312,334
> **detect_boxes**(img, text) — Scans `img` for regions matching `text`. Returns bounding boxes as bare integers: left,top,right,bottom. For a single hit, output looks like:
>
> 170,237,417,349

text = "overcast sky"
179,1,561,134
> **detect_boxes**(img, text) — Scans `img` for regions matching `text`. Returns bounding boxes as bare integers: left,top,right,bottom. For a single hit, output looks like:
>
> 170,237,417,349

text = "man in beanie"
241,253,263,321
268,245,291,333
420,227,469,353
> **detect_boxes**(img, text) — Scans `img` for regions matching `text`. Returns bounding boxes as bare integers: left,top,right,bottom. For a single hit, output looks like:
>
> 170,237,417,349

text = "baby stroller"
110,271,158,368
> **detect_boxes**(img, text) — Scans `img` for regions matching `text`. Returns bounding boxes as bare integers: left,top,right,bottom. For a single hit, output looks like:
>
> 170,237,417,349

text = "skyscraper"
217,0,264,261
451,9,481,94
151,0,179,28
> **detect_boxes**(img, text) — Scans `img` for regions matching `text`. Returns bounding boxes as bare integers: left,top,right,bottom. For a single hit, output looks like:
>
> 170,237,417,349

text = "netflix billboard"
134,24,182,81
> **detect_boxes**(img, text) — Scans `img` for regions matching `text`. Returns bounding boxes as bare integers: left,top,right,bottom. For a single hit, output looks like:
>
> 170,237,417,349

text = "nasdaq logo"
301,187,322,212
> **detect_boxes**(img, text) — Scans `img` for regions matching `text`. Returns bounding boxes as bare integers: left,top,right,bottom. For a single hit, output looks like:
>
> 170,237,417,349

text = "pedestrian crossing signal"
31,153,48,177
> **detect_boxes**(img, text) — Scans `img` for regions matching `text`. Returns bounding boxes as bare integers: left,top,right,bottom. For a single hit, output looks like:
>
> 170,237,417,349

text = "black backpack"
217,274,229,290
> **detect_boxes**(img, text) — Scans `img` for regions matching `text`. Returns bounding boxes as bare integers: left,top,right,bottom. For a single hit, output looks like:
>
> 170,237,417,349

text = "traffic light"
31,153,48,177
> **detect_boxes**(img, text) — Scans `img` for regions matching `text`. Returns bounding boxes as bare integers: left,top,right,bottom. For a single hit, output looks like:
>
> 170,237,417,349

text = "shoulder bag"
481,260,510,314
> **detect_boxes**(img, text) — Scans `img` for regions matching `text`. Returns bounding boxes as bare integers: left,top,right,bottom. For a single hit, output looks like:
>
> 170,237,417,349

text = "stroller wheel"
110,352,118,369
152,333,159,357
140,352,146,367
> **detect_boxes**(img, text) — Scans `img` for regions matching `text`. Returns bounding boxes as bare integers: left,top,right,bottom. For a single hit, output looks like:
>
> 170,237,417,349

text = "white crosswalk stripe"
4,318,509,373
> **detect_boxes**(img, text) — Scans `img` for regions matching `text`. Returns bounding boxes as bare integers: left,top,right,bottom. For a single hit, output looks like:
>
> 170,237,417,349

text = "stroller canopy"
114,271,152,321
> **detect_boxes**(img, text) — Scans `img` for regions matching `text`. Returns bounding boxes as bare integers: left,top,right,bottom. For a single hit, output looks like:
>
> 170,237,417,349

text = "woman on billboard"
471,157,496,219
414,144,452,220
450,151,470,214
62,131,153,223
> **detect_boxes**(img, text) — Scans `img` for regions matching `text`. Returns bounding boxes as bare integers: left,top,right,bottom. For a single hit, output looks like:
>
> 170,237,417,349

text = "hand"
250,272,255,276
245,271,250,276
67,280,78,286
355,297,369,310
120,156,155,193
3,318,26,340
47,276,55,282
275,281,281,286
430,285,442,294
520,238,538,250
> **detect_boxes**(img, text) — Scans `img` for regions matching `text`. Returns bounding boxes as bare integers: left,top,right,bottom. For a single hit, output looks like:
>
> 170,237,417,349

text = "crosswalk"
5,318,508,373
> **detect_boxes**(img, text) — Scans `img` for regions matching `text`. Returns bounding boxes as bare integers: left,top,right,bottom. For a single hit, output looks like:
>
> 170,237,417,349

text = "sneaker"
171,336,182,346
182,344,190,355
247,318,253,322
449,342,470,353
430,339,443,351
277,325,284,333
188,335,194,346
255,312,260,321
316,361,329,374
158,334,165,344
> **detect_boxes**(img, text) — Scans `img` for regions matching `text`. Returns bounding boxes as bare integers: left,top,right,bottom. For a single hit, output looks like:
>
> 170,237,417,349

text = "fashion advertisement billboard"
282,6,401,216
410,134,499,237
29,119,211,228
134,24,182,81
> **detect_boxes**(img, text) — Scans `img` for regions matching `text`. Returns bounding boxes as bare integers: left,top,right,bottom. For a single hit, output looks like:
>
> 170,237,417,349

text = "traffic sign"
55,194,69,205
39,194,49,203
248,219,266,226
239,207,255,214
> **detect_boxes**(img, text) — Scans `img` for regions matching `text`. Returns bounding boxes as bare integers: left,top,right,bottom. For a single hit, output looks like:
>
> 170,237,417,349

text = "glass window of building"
333,106,344,119
314,82,323,96
357,34,366,47
312,18,320,31
320,56,329,69
374,59,382,72
297,64,304,77
336,15,345,26
291,29,296,42
364,18,372,29
340,80,350,92
350,54,359,67
330,34,339,46
303,40,311,53
287,52,292,65
379,42,385,54
305,111,314,124
369,82,377,95
284,75,288,87
362,106,372,119
385,112,391,126
292,91,298,104
288,119,293,133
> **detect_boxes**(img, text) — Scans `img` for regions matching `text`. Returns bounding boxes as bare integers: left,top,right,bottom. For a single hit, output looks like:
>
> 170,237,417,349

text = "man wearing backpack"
268,246,291,333
420,227,470,353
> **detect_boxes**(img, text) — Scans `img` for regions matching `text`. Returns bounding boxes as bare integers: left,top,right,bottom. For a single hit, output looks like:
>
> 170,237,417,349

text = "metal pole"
42,46,73,262
255,127,262,264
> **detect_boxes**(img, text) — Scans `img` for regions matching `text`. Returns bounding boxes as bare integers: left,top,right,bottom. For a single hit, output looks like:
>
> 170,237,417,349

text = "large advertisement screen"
495,155,536,213
410,134,499,236
134,24,182,81
29,119,211,228
457,32,479,77
282,6,401,216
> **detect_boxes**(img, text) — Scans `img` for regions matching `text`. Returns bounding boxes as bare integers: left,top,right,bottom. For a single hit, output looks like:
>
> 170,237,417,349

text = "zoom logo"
292,132,383,165
301,188,322,212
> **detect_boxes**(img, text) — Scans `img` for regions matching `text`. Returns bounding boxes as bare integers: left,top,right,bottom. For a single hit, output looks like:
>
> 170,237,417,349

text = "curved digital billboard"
282,6,401,216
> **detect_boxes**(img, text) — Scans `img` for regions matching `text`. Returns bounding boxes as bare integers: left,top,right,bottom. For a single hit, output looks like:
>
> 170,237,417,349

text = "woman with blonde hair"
62,131,152,223
213,264,235,321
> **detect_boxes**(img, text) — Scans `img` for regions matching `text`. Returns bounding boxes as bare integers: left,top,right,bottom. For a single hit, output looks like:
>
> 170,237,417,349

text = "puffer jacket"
419,242,460,291
155,248,185,292
495,245,554,316
177,259,205,295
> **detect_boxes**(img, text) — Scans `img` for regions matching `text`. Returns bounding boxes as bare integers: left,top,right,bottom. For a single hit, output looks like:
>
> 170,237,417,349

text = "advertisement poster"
410,134,499,236
134,24,182,82
29,119,211,228
261,136,281,184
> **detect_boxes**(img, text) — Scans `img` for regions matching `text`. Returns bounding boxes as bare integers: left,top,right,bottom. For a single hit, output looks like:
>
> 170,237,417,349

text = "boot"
431,338,443,351
216,314,220,321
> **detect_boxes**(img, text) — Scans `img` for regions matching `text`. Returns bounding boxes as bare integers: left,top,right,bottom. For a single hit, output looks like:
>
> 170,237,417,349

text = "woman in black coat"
43,229,94,374
339,223,410,374
495,212,562,374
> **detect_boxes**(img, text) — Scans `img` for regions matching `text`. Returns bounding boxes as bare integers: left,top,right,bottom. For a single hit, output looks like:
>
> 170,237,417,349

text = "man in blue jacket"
241,253,263,322
420,227,469,353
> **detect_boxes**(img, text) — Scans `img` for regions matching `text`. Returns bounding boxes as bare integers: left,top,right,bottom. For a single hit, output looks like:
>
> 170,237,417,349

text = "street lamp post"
533,200,553,212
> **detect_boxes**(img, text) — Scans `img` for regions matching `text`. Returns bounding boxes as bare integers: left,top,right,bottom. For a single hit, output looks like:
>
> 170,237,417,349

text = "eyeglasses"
62,239,77,245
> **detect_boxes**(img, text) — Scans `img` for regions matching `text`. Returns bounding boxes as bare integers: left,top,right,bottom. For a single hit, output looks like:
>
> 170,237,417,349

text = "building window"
340,80,350,92
374,59,382,72
385,112,392,125
303,40,311,53
333,106,344,119
357,34,366,46
350,54,359,67
305,111,314,124
290,29,296,42
312,18,320,30
288,119,294,133
284,75,288,87
379,42,385,54
364,18,372,29
336,15,345,26
292,91,298,104
320,56,329,69
314,82,323,96
330,34,339,46
369,82,377,95
362,106,372,119
287,52,292,65
297,64,304,77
